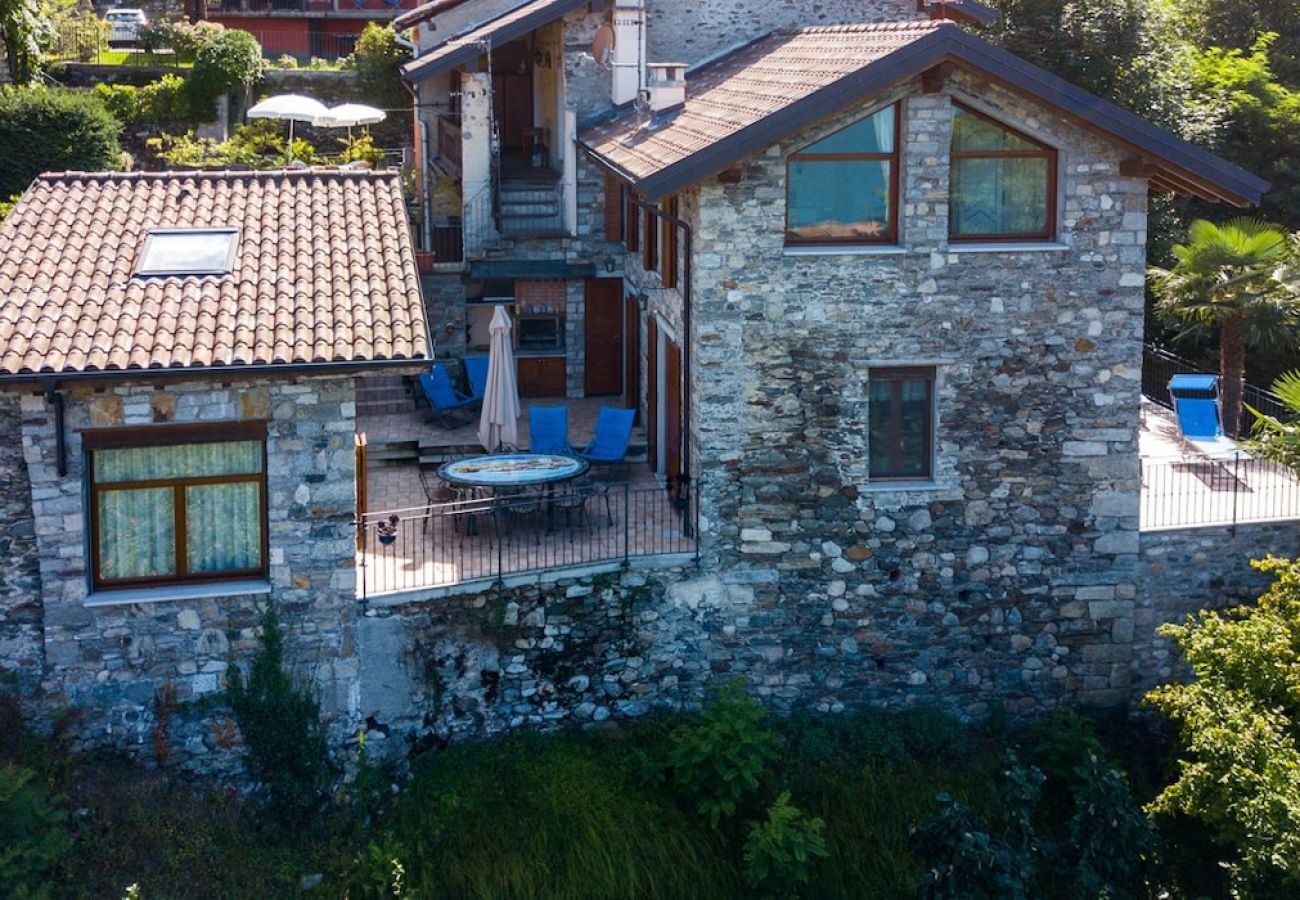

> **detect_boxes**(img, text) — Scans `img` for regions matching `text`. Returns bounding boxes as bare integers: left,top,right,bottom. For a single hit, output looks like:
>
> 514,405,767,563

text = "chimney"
645,63,686,113
610,0,645,106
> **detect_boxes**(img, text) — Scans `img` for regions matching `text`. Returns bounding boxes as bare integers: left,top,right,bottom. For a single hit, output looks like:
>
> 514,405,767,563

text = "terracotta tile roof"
0,169,431,378
581,22,943,188
581,20,1267,206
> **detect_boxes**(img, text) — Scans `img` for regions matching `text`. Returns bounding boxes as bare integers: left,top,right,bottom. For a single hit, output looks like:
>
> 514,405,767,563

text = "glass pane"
868,377,931,478
802,105,895,155
787,160,891,241
137,230,237,276
951,108,1039,152
95,441,262,483
950,157,1049,237
868,380,896,476
185,482,262,574
896,379,930,477
97,487,176,581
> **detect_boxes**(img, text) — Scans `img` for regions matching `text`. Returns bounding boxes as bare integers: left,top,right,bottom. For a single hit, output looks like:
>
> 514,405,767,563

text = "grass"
48,50,193,68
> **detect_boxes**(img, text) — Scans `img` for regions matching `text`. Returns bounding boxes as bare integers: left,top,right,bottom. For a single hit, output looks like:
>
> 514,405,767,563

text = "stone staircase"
498,178,566,238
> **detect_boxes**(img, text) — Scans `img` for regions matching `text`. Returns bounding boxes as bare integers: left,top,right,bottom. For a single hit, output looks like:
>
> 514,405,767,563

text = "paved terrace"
353,395,1300,598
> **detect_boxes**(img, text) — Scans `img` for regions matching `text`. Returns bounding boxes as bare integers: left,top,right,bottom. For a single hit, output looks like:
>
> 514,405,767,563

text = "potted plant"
376,514,400,545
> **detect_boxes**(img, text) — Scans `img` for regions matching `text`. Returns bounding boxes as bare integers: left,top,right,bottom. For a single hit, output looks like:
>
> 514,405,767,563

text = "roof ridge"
775,20,947,36
37,167,402,183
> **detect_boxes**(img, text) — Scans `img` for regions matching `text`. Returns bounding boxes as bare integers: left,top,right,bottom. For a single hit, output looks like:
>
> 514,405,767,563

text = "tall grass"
376,731,739,899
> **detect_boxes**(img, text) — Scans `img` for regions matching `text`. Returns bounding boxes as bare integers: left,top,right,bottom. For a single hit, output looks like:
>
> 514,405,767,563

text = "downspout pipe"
43,379,67,477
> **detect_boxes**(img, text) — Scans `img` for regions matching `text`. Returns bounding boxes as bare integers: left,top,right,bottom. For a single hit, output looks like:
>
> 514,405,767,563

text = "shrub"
339,133,385,166
274,53,298,69
742,790,828,898
351,22,410,110
1065,754,1159,899
137,16,183,54
226,604,332,823
1145,555,1300,894
187,27,264,110
148,120,315,168
665,681,781,828
95,75,200,127
0,763,72,895
0,87,122,198
169,20,226,59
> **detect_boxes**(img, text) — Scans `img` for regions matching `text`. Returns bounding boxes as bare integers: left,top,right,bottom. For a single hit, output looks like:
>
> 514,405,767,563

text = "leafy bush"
1066,754,1159,899
137,16,183,55
665,681,781,827
0,763,72,896
350,22,410,111
187,27,264,109
1145,555,1300,894
339,133,385,166
148,120,316,168
361,731,737,898
94,75,201,127
0,87,122,198
274,53,298,69
742,790,828,898
226,604,332,823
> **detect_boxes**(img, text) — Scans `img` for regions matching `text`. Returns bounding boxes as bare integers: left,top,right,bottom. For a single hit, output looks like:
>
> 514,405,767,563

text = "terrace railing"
1141,455,1300,529
1142,343,1293,432
357,481,698,599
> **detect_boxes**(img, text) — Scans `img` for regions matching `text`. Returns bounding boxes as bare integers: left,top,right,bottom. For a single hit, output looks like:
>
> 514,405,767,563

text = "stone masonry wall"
0,394,43,695
1133,523,1300,695
8,375,361,770
688,72,1148,715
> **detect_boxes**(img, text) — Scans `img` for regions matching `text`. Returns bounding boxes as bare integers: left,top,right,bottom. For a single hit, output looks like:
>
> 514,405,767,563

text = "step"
501,217,567,236
498,187,559,204
500,200,561,217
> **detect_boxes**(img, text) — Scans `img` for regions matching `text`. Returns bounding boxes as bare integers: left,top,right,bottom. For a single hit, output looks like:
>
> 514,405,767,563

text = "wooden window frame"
84,420,269,591
642,202,659,273
868,367,935,482
948,102,1057,243
624,187,640,252
604,172,624,244
785,103,901,246
660,195,679,290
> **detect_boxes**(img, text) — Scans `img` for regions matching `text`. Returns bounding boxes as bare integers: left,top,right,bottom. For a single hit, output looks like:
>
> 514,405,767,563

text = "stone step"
499,199,561,217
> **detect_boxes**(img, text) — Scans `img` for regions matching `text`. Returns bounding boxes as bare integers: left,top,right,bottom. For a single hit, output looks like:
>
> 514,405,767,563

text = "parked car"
104,8,147,46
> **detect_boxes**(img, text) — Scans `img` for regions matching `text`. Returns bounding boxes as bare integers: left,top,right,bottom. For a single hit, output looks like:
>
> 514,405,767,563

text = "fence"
357,481,698,598
1141,455,1300,529
1141,343,1292,432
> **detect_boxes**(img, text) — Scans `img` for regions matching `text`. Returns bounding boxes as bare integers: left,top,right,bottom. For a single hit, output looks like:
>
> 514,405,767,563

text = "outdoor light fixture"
603,254,616,273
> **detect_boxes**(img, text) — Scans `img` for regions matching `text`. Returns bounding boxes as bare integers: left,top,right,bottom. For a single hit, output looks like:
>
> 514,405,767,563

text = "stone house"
0,169,430,760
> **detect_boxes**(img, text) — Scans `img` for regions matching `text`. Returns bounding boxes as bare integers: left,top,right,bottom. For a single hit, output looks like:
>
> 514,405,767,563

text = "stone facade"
4,375,362,767
0,394,42,695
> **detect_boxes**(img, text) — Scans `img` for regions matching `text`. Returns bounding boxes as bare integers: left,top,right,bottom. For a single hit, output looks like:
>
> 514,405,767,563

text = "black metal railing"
357,481,698,598
1142,455,1300,529
1142,343,1293,431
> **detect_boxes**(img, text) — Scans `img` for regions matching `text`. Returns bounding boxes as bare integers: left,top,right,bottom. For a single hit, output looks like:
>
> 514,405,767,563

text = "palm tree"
1248,370,1300,473
1150,218,1300,437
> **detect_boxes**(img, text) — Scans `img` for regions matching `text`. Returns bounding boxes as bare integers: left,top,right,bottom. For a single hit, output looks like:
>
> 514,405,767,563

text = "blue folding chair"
1168,374,1240,460
419,363,478,427
464,356,489,402
576,406,636,469
529,406,571,454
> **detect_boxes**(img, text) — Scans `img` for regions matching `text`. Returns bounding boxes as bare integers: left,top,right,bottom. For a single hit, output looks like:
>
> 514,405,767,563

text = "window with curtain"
868,367,935,480
786,103,898,245
949,104,1056,241
86,422,267,590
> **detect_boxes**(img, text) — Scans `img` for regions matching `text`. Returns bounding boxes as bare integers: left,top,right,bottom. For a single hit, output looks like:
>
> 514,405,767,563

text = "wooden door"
492,72,533,153
664,338,682,481
646,317,658,471
623,292,640,419
584,279,623,396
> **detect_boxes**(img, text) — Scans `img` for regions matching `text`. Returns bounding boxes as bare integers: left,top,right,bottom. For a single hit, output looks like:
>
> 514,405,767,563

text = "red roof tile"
0,169,431,378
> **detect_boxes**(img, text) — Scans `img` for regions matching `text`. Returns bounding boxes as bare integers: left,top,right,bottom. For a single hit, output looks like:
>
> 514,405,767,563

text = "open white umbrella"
478,306,520,452
312,103,387,129
246,94,330,146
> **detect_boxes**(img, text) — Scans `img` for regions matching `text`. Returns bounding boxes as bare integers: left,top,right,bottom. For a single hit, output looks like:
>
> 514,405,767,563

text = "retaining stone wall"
0,394,42,695
6,376,361,770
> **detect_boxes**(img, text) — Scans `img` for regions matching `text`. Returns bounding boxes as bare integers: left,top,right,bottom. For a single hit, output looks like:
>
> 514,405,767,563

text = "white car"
104,9,147,46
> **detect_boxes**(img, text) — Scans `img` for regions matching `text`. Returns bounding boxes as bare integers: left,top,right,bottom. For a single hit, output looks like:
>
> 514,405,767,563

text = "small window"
786,104,898,245
136,228,238,277
868,367,934,481
85,422,267,590
949,105,1056,241
660,195,679,290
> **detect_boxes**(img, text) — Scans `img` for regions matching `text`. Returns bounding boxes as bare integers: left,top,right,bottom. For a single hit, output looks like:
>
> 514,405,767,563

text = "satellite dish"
593,24,615,68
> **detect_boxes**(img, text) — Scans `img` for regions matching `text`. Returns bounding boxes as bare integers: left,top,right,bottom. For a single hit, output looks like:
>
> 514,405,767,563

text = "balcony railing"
1142,343,1293,434
1142,455,1300,529
357,482,698,599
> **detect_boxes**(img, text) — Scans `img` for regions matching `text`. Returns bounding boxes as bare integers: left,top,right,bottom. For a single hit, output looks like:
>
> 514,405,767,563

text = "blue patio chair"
529,405,571,454
464,356,489,402
1168,374,1240,460
419,363,478,427
576,406,636,468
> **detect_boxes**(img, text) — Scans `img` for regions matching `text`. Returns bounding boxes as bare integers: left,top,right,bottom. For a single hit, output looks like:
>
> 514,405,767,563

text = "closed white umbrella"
478,306,520,452
246,94,330,146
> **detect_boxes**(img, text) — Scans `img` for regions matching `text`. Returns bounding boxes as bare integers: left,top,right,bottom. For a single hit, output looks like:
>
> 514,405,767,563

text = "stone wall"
6,375,362,769
686,72,1148,714
1133,523,1300,695
0,394,42,694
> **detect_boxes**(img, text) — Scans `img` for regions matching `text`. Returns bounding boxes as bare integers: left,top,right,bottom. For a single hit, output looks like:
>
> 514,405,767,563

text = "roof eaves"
401,0,589,83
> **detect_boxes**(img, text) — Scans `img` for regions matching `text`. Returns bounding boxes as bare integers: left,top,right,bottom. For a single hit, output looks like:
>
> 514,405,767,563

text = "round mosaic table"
436,453,589,489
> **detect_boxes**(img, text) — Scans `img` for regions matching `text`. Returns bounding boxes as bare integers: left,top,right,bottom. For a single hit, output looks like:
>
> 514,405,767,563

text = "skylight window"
135,228,239,277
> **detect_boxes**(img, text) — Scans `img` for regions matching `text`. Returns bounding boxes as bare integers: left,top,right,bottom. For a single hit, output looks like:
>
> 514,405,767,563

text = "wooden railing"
437,116,462,178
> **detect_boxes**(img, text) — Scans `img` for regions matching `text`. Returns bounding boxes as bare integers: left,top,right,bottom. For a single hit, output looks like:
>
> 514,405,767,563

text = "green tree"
1170,0,1300,87
1150,218,1300,436
349,22,410,112
0,0,40,83
0,88,122,198
186,27,264,113
1145,555,1300,895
